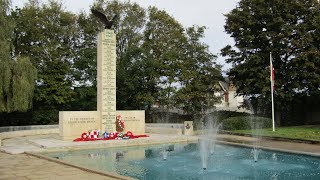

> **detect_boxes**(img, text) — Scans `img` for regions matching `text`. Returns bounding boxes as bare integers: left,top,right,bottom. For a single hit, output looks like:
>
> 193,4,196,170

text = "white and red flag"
270,55,275,91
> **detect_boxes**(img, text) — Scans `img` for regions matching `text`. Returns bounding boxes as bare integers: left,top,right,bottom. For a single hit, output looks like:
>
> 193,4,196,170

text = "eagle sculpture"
91,8,117,29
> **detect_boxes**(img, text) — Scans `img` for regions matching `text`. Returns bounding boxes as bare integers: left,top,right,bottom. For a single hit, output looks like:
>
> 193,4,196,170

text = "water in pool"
45,143,320,180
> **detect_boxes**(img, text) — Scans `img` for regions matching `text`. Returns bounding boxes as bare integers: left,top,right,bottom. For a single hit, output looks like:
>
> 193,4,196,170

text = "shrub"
212,110,250,122
31,109,59,125
221,116,272,130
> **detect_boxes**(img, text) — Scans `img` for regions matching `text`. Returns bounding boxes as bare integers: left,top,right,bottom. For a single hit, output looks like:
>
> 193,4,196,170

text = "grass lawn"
233,126,320,141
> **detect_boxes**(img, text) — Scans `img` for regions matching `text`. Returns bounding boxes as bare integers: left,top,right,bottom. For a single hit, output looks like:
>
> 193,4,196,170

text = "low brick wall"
145,127,183,135
145,123,183,135
0,125,58,133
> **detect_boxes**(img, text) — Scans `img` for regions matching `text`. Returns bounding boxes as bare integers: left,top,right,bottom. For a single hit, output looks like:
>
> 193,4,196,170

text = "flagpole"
270,52,275,132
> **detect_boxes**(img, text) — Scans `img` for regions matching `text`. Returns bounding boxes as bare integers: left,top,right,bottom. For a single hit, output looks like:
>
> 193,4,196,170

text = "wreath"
116,115,125,132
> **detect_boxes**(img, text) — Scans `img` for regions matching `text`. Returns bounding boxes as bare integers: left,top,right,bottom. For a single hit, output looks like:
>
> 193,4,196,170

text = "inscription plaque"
97,29,117,132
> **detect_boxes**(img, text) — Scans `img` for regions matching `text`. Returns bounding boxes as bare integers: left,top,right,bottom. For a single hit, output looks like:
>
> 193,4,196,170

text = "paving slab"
0,144,43,154
0,151,117,180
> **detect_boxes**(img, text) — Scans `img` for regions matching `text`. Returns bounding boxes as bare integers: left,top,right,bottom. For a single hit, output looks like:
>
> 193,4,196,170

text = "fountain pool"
44,143,320,179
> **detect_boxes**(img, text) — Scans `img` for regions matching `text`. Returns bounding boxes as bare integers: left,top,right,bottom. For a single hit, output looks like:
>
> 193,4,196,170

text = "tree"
72,11,99,86
222,0,320,123
0,0,37,112
68,10,100,111
103,1,147,110
12,0,78,108
175,26,223,116
142,7,187,109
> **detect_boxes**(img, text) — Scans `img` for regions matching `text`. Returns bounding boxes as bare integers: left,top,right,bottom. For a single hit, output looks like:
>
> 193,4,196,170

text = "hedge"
221,116,272,130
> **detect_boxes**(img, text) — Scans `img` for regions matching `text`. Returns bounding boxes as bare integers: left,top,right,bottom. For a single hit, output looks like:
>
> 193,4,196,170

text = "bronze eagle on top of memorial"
91,8,117,29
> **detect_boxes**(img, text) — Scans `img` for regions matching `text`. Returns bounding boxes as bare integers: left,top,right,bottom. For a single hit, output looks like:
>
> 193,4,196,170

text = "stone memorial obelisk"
97,29,117,132
59,10,145,140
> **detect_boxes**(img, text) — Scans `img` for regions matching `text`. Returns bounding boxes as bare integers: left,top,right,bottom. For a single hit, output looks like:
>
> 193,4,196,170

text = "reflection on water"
45,143,320,180
116,152,124,161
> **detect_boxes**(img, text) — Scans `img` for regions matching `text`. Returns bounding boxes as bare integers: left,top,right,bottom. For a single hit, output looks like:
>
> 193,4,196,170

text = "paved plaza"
0,133,319,179
0,152,117,180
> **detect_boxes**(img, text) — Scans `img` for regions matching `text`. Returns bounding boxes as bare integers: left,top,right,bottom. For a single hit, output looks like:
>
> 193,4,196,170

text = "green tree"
0,0,37,112
68,10,100,111
175,26,223,116
12,0,78,108
72,11,99,86
103,1,147,110
142,7,187,109
222,0,320,123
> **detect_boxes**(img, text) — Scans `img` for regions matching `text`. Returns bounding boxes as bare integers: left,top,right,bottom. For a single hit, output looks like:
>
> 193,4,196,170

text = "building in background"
215,78,249,113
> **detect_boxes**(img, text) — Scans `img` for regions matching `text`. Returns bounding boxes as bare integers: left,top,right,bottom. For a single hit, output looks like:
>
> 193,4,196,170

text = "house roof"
218,76,230,92
218,77,237,92
218,81,228,92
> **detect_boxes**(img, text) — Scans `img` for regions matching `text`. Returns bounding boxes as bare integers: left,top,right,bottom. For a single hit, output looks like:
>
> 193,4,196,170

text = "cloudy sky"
12,0,240,72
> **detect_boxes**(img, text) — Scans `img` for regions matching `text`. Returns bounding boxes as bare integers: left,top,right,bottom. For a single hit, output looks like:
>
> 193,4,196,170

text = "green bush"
207,110,249,123
31,109,59,125
221,116,272,130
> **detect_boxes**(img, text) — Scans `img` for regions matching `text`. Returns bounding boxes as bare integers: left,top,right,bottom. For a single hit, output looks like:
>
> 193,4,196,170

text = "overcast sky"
12,0,240,72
